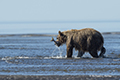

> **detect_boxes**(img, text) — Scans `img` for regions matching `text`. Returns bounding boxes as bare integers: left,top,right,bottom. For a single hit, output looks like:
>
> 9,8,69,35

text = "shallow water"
0,34,120,75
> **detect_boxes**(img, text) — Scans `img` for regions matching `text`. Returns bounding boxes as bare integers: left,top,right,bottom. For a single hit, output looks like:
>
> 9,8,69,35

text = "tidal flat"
0,33,120,79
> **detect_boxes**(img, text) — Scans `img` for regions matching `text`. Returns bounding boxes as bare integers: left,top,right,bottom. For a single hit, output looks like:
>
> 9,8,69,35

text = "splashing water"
52,45,63,58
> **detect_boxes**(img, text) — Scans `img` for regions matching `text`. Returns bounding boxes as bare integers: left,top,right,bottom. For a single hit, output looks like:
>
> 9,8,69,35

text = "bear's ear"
58,31,63,36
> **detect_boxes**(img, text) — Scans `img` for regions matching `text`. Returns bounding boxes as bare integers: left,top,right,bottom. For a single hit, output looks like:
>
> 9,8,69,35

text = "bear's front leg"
67,45,73,58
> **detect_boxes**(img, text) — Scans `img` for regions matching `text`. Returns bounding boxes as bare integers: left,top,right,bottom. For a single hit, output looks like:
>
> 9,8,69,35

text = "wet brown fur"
56,28,106,58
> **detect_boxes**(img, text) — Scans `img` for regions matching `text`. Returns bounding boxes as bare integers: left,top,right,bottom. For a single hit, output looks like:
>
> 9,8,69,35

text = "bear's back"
63,28,102,38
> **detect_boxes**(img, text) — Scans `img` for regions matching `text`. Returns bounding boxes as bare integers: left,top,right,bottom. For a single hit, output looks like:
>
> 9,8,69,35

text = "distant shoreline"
0,32,120,37
102,32,120,35
0,34,57,37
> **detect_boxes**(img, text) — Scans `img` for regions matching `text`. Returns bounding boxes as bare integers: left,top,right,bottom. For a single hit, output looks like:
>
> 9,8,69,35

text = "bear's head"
55,31,67,47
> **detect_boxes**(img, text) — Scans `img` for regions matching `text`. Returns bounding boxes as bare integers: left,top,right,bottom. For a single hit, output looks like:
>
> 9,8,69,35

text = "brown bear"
51,28,106,58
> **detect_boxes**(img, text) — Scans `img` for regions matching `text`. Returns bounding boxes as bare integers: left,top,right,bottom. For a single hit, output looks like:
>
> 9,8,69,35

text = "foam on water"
1,56,33,61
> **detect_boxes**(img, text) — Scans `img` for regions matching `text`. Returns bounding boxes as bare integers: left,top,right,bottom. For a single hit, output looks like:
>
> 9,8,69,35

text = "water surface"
0,34,120,75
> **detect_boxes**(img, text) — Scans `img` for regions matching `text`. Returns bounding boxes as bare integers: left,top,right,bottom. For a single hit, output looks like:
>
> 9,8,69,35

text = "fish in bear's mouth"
51,37,61,47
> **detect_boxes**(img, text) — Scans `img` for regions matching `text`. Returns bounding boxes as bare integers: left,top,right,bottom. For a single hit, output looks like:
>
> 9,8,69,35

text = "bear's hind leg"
99,47,106,58
67,47,73,58
89,50,99,58
77,51,84,57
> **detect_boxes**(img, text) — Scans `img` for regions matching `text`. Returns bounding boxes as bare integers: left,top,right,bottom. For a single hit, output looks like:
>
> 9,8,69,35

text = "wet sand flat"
0,34,120,79
0,75,120,80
